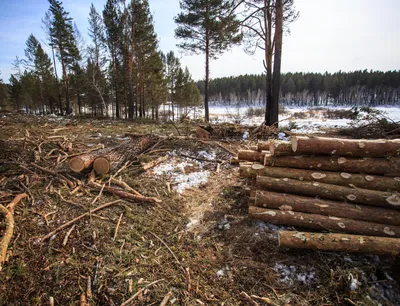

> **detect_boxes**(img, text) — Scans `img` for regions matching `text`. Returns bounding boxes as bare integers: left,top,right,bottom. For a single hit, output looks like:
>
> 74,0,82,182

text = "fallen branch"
30,162,74,188
160,292,172,306
110,178,143,196
88,181,161,204
149,231,185,274
142,155,169,171
240,291,260,306
120,279,164,306
0,194,27,268
113,213,123,241
41,200,122,241
62,225,75,247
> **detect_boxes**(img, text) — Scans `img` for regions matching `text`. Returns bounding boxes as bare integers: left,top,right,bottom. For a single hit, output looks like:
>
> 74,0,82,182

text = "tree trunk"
240,164,400,192
264,154,400,176
255,190,400,226
51,46,63,115
269,0,282,127
278,231,400,255
249,206,400,238
204,30,210,122
292,136,400,158
256,176,400,209
269,141,292,156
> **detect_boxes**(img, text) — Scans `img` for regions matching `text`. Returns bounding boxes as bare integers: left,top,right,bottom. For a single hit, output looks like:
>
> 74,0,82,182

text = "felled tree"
175,0,242,122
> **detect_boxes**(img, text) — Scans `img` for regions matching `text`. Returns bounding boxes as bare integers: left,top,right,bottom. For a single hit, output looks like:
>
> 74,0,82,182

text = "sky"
0,0,399,82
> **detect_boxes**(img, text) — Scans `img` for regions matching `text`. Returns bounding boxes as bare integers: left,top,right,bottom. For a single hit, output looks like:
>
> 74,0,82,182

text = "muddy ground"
0,113,400,306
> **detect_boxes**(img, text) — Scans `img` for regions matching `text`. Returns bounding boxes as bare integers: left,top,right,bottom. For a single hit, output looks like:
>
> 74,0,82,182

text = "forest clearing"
1,108,400,305
1,0,400,305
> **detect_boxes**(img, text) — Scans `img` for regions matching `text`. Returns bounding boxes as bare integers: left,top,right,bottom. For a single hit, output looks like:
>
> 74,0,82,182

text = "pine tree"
88,3,108,116
163,51,181,120
175,0,242,122
103,0,122,118
46,0,80,115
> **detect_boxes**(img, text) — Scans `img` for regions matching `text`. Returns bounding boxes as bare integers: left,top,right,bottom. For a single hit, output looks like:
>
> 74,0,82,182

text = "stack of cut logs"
238,136,400,255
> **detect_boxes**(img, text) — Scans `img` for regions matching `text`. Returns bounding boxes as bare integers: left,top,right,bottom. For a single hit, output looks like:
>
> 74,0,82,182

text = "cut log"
256,176,400,209
269,141,293,156
292,136,400,158
264,154,400,176
69,153,98,173
249,206,400,238
238,150,262,162
278,231,400,255
240,164,400,192
93,151,124,175
257,141,270,151
255,190,400,226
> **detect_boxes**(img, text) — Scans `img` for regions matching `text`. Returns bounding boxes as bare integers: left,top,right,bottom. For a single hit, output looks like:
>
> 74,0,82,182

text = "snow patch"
273,263,317,285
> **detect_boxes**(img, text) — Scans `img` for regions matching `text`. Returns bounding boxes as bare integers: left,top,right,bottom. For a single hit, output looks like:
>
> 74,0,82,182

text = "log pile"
239,136,400,255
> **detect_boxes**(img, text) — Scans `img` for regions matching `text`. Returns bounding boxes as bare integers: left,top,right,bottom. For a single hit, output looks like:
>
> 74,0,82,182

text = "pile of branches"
341,107,400,138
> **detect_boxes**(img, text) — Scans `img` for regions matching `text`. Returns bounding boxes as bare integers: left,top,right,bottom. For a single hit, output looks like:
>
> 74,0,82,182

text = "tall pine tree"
175,0,242,122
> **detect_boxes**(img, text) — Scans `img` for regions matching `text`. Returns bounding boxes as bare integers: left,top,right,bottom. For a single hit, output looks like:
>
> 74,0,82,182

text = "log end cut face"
93,157,110,175
69,157,85,173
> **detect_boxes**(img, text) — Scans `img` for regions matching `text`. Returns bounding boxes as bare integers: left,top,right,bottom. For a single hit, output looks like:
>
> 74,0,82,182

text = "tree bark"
256,176,400,209
255,190,400,226
204,28,210,122
257,141,270,151
249,206,400,238
240,164,400,192
269,0,283,127
292,136,400,158
238,150,262,162
269,141,292,156
278,231,400,255
264,154,400,176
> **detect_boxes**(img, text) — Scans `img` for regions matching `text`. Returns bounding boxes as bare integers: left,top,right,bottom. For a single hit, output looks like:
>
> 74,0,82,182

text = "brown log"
238,150,262,162
269,141,293,156
249,206,400,238
257,141,270,151
278,231,400,255
69,153,97,173
264,154,400,176
256,176,400,209
195,126,210,139
255,190,400,226
240,164,400,192
292,136,400,157
93,151,124,175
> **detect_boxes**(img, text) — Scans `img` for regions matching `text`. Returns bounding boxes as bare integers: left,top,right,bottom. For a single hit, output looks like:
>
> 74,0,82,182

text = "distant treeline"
196,70,400,107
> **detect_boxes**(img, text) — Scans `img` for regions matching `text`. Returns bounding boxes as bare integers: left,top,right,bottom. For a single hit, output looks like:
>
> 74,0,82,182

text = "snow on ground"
205,105,400,134
151,150,212,194
273,263,317,285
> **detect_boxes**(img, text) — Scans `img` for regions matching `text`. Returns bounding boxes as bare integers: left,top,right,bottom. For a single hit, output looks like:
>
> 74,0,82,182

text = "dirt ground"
1,113,400,306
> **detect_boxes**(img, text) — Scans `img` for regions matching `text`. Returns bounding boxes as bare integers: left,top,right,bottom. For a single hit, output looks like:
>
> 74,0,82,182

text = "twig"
149,231,185,274
88,181,161,204
90,183,105,222
7,193,27,214
142,155,169,171
160,292,172,306
186,267,191,292
120,279,164,306
62,225,76,246
49,296,54,306
30,162,74,188
87,276,92,300
240,291,259,306
41,200,122,241
79,293,87,306
113,213,123,241
110,178,143,196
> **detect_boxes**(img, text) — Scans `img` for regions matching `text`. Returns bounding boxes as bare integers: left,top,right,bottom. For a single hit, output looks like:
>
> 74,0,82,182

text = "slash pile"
238,136,400,255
